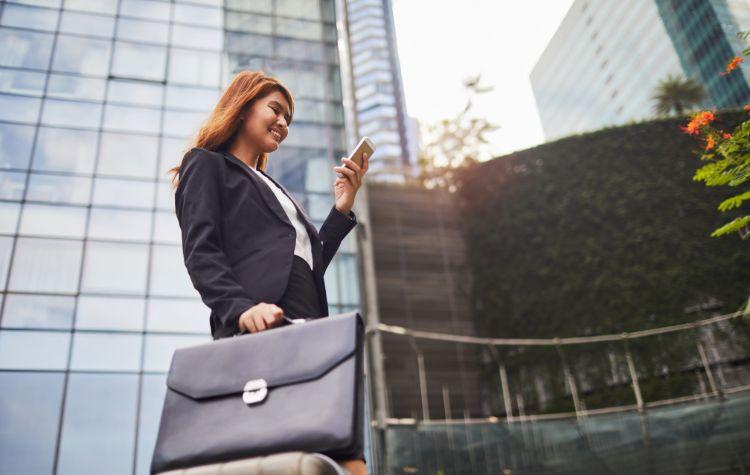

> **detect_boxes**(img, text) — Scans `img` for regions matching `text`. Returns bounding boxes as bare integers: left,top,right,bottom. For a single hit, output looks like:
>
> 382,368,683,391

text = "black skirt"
277,255,366,463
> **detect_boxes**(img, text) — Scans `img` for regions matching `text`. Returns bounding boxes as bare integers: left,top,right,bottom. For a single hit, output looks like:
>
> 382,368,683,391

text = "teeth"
269,129,281,141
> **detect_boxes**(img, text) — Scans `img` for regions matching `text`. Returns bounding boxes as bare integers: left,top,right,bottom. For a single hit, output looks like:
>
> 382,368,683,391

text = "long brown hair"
168,70,294,188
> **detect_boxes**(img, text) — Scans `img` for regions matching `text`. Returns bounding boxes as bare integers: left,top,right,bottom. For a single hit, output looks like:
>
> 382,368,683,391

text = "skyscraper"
0,1,362,473
531,0,750,141
344,0,414,182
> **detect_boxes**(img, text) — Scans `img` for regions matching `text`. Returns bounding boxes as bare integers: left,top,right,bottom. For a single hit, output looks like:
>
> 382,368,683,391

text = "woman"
169,71,369,475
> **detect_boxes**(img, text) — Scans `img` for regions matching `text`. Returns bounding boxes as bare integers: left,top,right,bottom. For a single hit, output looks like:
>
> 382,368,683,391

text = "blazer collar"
220,151,318,237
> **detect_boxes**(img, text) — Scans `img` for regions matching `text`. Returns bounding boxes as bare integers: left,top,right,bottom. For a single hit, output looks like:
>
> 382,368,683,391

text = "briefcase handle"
233,315,313,337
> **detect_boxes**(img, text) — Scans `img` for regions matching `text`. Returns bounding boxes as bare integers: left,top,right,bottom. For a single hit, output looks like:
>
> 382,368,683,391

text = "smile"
269,129,282,142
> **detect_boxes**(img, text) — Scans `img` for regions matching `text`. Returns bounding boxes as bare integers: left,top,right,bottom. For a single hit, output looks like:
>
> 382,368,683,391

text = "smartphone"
337,136,375,178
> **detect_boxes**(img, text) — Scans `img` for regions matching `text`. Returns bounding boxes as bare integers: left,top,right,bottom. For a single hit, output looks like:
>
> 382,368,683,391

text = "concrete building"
0,1,364,473
531,0,750,141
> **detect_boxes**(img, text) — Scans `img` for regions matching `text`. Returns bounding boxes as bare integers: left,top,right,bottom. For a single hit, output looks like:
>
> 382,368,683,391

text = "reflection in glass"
162,110,204,137
0,372,65,475
146,298,208,333
143,334,208,371
19,203,87,238
92,177,155,208
171,24,223,50
324,256,339,303
57,373,138,475
149,244,197,297
225,11,272,35
174,3,222,27
33,127,98,173
165,85,219,111
0,94,41,123
59,10,116,38
135,374,167,475
70,332,142,371
88,207,152,241
103,104,161,134
116,17,169,44
168,48,221,87
1,4,60,31
64,0,118,15
0,28,54,69
0,171,27,200
47,73,106,101
108,79,163,107
153,211,180,243
155,180,175,210
98,132,158,178
0,67,46,96
52,35,112,75
111,41,167,82
0,122,35,169
159,137,190,178
81,241,149,294
41,99,103,129
8,237,83,293
0,202,20,234
119,0,171,21
338,254,359,305
76,295,145,331
26,174,92,205
0,330,71,370
308,193,333,220
1,293,75,329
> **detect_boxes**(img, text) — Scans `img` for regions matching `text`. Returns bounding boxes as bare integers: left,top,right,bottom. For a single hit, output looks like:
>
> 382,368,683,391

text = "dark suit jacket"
175,147,358,340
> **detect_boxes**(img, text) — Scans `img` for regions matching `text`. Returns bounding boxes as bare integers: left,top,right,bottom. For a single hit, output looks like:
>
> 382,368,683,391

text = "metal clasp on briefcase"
242,379,268,405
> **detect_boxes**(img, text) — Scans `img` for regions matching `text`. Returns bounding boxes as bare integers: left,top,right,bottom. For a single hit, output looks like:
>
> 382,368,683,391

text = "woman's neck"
228,140,260,169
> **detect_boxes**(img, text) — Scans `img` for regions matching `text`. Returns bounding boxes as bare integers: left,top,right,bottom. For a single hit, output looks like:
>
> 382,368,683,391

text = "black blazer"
175,147,358,340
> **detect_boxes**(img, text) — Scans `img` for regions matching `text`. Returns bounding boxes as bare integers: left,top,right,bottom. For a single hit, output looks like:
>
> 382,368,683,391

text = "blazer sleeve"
319,204,358,273
175,149,256,334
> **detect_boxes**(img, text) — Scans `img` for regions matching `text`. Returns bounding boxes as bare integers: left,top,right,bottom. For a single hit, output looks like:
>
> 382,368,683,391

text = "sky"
391,0,576,159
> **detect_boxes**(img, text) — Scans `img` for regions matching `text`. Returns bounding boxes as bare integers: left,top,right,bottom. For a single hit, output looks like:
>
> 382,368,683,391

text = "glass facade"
0,0,363,473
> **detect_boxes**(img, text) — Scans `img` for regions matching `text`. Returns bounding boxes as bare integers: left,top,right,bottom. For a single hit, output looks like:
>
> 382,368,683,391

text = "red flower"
745,103,750,114
705,135,716,151
681,111,716,135
722,132,732,139
720,56,743,76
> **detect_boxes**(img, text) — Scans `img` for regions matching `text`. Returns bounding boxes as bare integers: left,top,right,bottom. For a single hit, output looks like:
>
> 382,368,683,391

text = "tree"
651,74,707,117
417,74,500,192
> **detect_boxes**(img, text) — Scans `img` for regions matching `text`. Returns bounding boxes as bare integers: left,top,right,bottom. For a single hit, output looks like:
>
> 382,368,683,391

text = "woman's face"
240,89,291,155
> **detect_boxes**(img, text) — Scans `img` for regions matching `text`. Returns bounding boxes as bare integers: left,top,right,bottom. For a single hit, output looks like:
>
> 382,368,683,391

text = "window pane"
119,0,170,21
9,237,83,293
153,210,180,244
0,202,21,233
88,207,152,241
1,4,60,31
168,48,220,87
0,122,35,170
171,24,223,50
108,79,163,107
0,330,71,369
0,372,65,475
47,73,106,101
70,332,142,371
225,11,271,34
64,0,118,15
76,295,145,331
143,334,208,371
92,178,155,208
158,137,190,179
19,203,87,238
0,94,41,123
324,255,339,303
2,293,75,329
32,127,98,173
0,67,46,96
149,244,196,297
162,110,203,137
98,132,158,178
173,3,222,27
0,28,54,69
0,236,14,289
135,374,167,475
59,10,115,38
276,0,322,20
57,373,138,475
111,41,166,82
0,171,27,200
116,17,169,44
146,298,208,333
165,85,219,111
81,241,149,294
26,174,93,205
155,179,175,210
102,104,161,134
339,254,359,305
52,35,112,75
41,99,103,129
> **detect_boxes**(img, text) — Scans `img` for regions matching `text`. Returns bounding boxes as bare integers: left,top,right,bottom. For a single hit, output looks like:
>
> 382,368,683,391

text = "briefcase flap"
166,311,362,400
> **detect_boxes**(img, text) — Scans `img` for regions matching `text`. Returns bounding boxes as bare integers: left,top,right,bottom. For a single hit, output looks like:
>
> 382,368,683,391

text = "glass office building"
0,0,361,473
531,0,750,141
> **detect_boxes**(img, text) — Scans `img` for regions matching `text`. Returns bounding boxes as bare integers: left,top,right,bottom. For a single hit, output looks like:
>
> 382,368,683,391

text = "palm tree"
651,74,707,117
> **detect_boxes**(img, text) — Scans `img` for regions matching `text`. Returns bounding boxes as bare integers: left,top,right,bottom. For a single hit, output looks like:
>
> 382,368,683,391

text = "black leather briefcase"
149,311,365,474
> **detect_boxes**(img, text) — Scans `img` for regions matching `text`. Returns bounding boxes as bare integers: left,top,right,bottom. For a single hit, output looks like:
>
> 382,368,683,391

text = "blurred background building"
531,0,750,141
344,0,416,182
0,1,362,473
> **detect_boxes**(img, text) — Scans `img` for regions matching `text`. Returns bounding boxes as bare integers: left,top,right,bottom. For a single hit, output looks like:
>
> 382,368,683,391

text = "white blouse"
244,164,315,272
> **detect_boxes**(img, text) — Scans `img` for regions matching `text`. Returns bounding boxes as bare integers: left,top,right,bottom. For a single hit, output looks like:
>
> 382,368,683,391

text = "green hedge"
455,111,750,411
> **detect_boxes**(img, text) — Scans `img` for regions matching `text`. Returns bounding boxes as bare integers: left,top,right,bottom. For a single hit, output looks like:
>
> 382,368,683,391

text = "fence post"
489,346,514,423
696,339,722,399
409,337,430,421
555,340,583,417
622,334,644,412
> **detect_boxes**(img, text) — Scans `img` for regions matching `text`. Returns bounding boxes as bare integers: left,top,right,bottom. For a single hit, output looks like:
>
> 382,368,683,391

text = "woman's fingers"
252,313,267,331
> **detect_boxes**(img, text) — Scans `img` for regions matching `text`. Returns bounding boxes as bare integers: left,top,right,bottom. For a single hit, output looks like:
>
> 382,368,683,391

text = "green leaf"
711,215,750,237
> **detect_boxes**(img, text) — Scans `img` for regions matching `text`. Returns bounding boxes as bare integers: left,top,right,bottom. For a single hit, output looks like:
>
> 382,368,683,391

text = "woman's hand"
333,153,370,215
238,302,285,333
